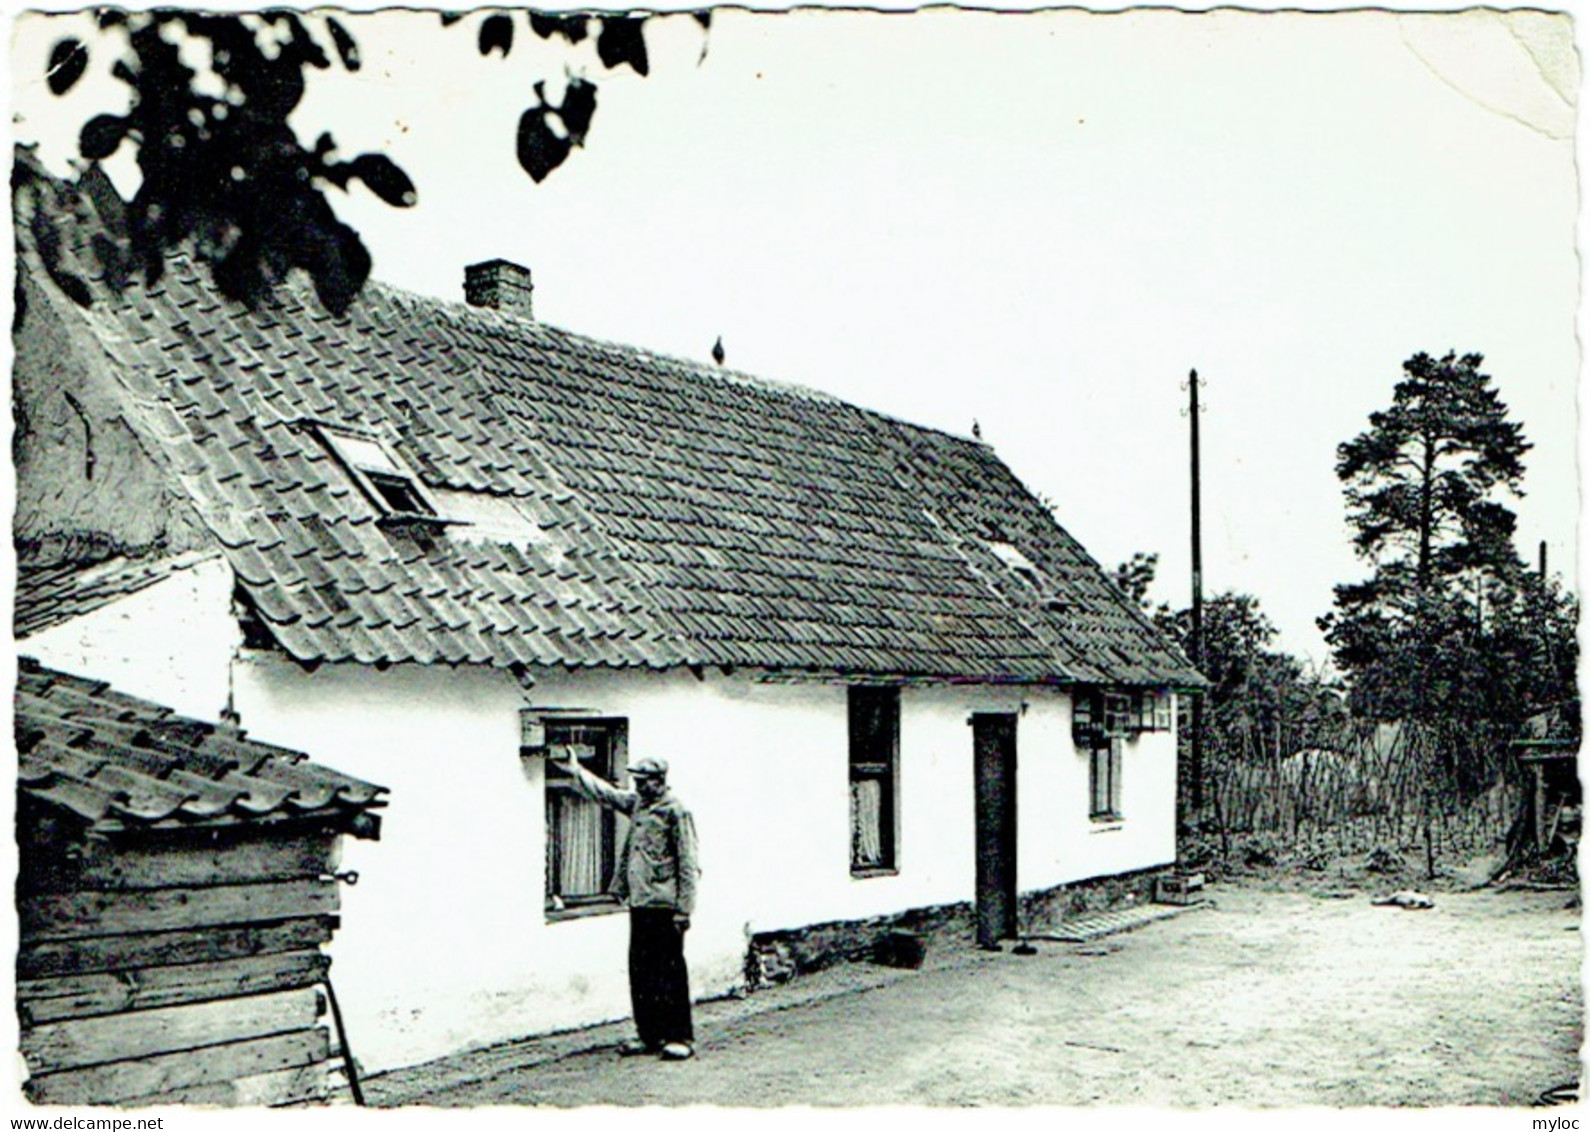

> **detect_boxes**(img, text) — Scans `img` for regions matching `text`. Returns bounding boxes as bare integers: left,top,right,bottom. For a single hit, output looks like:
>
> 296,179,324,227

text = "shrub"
1364,845,1403,874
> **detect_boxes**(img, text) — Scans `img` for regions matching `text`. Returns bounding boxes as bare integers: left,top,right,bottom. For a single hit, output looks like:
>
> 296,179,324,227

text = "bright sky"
10,5,1582,672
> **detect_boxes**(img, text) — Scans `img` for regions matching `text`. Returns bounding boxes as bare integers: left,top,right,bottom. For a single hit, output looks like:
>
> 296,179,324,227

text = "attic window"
366,471,429,515
313,425,444,525
988,540,1065,611
988,541,1037,575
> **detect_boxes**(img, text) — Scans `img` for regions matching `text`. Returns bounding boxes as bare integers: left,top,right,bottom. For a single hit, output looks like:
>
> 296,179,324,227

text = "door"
973,713,1018,950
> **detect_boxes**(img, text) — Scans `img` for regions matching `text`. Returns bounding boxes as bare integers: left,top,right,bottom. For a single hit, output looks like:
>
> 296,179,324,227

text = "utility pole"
1186,369,1205,815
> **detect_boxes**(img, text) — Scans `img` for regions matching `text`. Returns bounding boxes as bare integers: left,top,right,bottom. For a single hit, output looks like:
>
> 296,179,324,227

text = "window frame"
308,421,450,527
848,686,901,877
1074,685,1172,745
533,715,630,918
1102,690,1134,737
1090,736,1124,822
1150,689,1173,732
987,540,1065,611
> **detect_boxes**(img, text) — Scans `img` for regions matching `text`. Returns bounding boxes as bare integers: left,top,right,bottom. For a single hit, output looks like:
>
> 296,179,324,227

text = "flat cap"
628,756,669,778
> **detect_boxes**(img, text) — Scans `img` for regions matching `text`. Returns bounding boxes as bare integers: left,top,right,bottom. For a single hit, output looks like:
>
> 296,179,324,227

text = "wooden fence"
1193,719,1522,864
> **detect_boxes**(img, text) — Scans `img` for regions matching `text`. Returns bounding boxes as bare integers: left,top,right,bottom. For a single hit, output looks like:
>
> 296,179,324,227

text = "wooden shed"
1506,702,1581,866
15,658,387,1106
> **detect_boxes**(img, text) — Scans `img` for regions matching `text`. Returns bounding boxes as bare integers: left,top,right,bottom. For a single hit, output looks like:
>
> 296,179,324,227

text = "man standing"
563,751,700,1061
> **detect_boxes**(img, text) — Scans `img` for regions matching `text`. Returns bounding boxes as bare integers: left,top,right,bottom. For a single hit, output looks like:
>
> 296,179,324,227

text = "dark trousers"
628,908,693,1046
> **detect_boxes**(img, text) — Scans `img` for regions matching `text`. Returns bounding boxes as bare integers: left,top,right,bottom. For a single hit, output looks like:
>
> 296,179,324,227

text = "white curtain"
556,796,603,896
851,779,884,867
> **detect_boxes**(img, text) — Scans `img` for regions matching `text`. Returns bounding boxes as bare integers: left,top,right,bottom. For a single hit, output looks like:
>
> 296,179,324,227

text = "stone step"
1028,899,1209,943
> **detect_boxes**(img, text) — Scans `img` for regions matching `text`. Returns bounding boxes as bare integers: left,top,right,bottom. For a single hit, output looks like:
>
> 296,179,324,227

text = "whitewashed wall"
21,575,1178,1073
1012,688,1179,893
20,557,238,722
228,658,1179,1072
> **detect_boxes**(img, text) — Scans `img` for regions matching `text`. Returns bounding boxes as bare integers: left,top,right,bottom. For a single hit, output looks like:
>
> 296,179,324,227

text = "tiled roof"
17,159,1201,687
15,549,221,639
15,657,387,834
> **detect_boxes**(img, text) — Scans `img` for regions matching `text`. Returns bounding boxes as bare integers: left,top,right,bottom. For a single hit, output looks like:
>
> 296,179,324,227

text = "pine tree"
1320,350,1571,734
1334,350,1529,597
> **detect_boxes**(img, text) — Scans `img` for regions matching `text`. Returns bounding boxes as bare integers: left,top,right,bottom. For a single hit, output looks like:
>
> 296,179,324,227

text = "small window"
1078,686,1169,742
988,541,1038,575
538,718,629,912
313,424,442,523
1102,690,1133,736
366,471,431,515
1136,688,1173,732
849,687,900,874
1072,686,1099,747
1155,692,1173,732
1091,737,1123,821
989,542,1046,593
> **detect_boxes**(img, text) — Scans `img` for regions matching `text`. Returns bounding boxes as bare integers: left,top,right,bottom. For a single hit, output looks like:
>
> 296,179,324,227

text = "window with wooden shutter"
1102,690,1133,737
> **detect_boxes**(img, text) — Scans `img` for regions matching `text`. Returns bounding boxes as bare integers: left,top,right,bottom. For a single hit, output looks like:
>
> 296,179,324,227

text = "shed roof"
15,549,221,639
16,156,1201,687
15,657,387,835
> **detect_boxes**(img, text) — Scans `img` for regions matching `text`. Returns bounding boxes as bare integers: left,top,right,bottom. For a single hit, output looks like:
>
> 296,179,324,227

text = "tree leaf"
78,114,128,160
517,108,571,183
305,222,372,317
47,38,89,96
479,14,514,57
326,17,361,71
529,12,589,43
349,154,417,207
559,78,598,147
597,17,649,76
90,232,131,292
692,9,713,63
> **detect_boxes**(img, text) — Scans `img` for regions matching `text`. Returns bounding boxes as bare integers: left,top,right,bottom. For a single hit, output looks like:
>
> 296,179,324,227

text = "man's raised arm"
562,750,638,813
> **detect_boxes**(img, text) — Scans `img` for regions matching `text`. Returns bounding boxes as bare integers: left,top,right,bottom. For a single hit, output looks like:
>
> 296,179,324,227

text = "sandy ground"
375,884,1582,1107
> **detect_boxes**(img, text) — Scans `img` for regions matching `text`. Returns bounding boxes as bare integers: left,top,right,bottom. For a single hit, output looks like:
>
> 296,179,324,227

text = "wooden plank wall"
18,827,348,1107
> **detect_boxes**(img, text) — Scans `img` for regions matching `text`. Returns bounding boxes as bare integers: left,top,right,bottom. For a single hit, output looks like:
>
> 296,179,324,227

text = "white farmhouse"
14,155,1203,1073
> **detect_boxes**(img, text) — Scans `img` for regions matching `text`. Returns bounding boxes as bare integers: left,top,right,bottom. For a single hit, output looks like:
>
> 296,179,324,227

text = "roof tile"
21,169,1200,686
16,659,386,834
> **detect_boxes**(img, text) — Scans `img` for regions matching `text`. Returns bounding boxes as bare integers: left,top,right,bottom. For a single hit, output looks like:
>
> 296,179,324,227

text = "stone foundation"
744,866,1170,991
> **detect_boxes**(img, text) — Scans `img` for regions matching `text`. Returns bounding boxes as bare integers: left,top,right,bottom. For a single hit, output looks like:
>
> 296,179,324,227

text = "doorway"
973,712,1018,950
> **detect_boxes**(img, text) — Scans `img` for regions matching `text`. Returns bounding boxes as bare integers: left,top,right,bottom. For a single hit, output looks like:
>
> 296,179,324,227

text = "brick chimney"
464,259,534,320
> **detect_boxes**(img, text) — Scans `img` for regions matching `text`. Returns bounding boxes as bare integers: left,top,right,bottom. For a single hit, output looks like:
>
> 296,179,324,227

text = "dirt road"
381,885,1581,1107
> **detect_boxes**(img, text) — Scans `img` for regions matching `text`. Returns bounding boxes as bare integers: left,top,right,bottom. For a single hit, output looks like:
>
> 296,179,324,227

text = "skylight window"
312,424,445,525
986,539,1068,613
988,540,1038,575
366,471,431,516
